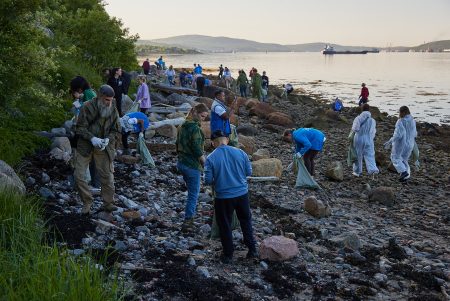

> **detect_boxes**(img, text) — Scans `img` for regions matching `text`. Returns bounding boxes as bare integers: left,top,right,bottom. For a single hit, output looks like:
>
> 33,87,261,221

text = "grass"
0,190,126,301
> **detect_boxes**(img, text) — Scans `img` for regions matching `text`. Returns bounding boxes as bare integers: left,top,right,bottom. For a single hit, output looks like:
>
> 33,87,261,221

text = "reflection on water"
142,52,450,124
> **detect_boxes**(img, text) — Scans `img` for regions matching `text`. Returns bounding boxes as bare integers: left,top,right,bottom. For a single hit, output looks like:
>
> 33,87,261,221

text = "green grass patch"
0,190,126,300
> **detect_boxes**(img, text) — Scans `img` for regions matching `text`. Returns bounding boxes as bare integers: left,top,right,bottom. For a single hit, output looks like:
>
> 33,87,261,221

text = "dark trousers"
359,98,368,106
121,131,130,149
303,149,319,176
116,96,122,116
196,77,205,96
239,85,247,97
143,69,149,75
214,193,256,257
140,108,148,114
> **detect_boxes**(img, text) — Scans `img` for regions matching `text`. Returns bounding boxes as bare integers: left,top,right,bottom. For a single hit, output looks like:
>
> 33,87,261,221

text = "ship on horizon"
322,44,368,55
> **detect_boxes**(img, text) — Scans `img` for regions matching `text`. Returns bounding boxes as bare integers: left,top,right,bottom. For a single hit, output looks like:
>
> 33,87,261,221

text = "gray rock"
260,261,269,270
131,170,140,177
51,137,71,153
135,226,150,234
98,211,114,222
304,196,332,218
41,172,50,184
39,187,55,199
118,195,139,209
368,187,396,206
325,161,344,181
199,224,211,235
187,257,196,266
374,273,388,284
331,232,362,250
0,160,26,194
26,176,36,186
114,240,128,251
163,241,176,250
236,125,258,136
196,266,210,278
50,127,66,136
69,249,85,256
345,252,367,265
82,237,94,246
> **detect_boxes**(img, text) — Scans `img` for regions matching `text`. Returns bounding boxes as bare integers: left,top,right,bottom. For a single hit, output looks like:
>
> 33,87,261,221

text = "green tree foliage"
0,0,138,165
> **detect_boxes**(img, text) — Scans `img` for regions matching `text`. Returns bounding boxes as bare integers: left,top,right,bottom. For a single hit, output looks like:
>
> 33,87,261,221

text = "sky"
104,0,450,47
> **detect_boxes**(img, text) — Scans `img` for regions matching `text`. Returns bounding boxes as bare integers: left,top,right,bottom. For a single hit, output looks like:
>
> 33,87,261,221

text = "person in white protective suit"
352,104,379,177
384,106,417,182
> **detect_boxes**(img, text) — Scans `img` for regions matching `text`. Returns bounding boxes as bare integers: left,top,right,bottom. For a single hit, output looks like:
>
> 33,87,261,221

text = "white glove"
295,152,302,159
137,99,142,104
100,138,109,150
138,132,144,138
91,137,103,149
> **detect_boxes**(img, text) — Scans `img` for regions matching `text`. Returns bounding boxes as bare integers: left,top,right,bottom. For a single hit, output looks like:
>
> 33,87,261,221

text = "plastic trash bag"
137,135,155,167
412,141,420,171
294,156,320,189
347,130,357,167
210,188,240,239
126,100,140,114
229,124,239,147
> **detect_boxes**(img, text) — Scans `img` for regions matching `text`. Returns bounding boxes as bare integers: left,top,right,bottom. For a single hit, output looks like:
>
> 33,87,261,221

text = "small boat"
322,45,368,55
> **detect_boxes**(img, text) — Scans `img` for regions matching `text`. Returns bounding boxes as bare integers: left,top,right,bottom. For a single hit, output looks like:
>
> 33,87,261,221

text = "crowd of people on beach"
67,57,418,263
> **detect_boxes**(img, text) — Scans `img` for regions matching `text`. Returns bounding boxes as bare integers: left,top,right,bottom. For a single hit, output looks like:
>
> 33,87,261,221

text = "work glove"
100,138,109,151
295,152,302,159
137,99,142,104
383,140,392,150
91,137,103,149
138,132,144,138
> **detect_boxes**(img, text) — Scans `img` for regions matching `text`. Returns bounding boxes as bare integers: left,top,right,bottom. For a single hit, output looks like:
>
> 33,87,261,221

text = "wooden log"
152,83,198,95
246,176,280,182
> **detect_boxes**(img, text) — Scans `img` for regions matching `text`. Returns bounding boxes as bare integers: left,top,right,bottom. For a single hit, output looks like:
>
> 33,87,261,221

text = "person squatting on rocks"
236,70,249,98
175,104,209,232
136,75,151,114
210,90,238,146
284,128,326,176
120,111,149,156
351,104,379,177
281,83,294,99
384,106,417,182
359,82,369,106
204,130,258,264
107,67,125,116
74,85,120,214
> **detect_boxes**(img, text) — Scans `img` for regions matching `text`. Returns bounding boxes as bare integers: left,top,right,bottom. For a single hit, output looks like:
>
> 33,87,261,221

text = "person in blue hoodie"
284,128,326,176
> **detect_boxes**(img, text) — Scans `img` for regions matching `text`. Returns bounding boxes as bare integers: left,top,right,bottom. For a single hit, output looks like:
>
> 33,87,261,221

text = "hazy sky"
104,0,450,46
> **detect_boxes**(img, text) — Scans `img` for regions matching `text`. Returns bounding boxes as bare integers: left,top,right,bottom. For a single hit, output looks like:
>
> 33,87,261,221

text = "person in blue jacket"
284,128,326,176
120,111,149,155
210,90,237,146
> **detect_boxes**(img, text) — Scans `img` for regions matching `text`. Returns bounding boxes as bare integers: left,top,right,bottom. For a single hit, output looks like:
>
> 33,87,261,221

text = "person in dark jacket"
107,67,125,116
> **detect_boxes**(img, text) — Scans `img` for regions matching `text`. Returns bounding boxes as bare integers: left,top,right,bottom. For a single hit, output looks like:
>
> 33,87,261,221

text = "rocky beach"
6,68,450,300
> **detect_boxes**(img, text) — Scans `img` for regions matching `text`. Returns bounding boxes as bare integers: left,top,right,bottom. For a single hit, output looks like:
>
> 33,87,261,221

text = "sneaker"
352,172,361,177
81,202,92,214
399,171,409,181
220,254,233,264
246,249,259,259
101,203,118,212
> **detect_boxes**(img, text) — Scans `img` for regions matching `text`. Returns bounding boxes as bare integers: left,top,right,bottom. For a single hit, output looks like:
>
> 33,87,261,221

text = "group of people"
68,59,418,264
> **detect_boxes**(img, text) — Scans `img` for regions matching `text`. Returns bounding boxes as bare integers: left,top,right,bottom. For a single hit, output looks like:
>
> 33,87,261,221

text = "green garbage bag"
137,135,155,167
210,189,240,239
347,130,357,167
294,156,320,189
229,124,239,147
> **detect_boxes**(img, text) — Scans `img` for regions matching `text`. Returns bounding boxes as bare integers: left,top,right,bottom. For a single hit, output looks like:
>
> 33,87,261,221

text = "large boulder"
236,125,258,137
252,158,282,178
330,232,361,251
267,112,295,128
150,92,167,104
245,98,260,109
167,93,188,105
260,236,299,261
156,124,178,139
304,196,332,218
196,97,213,109
49,148,71,162
201,121,211,140
263,124,285,133
0,160,26,195
368,187,395,206
121,94,133,113
51,137,72,153
248,103,276,119
252,149,270,161
324,161,344,181
238,134,256,155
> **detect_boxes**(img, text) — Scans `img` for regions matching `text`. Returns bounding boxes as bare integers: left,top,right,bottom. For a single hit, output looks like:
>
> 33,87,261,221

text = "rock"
345,252,367,265
156,124,177,139
196,266,210,278
262,124,286,133
245,98,260,109
196,97,213,109
119,195,139,209
201,121,211,140
98,211,114,222
51,137,71,153
374,273,388,284
150,92,167,105
25,177,36,186
121,94,133,112
0,160,26,194
167,93,188,105
324,161,344,181
63,120,73,134
187,257,196,266
331,232,361,251
304,196,332,218
145,128,156,139
260,236,299,261
95,219,117,233
116,155,140,165
252,149,270,161
375,151,388,167
49,148,71,162
248,103,276,119
167,111,186,119
267,112,295,128
41,172,50,184
114,240,128,251
39,187,55,199
199,224,211,235
368,187,396,206
238,134,256,155
260,261,269,270
251,158,283,178
236,125,258,137
131,170,140,177
122,210,142,221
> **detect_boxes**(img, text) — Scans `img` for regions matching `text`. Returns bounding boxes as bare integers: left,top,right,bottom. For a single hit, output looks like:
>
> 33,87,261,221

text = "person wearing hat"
204,130,258,263
74,84,121,214
283,128,326,176
359,83,369,106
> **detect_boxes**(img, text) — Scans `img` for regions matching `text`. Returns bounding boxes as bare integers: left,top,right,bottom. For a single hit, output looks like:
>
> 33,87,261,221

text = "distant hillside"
135,44,200,56
140,35,450,53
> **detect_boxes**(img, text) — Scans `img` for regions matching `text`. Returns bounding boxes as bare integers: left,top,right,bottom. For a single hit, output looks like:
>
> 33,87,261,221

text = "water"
145,52,450,124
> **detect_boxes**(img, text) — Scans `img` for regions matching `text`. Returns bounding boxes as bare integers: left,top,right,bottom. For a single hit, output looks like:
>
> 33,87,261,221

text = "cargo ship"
322,45,368,55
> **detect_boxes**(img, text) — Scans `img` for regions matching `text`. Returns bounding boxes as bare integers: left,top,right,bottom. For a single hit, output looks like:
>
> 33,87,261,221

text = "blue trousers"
177,161,201,219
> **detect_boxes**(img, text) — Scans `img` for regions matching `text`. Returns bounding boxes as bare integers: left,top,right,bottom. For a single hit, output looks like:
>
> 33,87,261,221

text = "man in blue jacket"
284,128,326,176
210,90,238,147
204,130,257,263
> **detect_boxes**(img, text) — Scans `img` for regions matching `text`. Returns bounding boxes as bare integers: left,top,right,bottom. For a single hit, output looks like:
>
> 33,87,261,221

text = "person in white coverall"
384,106,417,182
352,104,379,177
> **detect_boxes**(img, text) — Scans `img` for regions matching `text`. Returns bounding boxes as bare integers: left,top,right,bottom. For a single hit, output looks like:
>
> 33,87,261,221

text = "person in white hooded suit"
384,106,417,182
352,104,379,177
